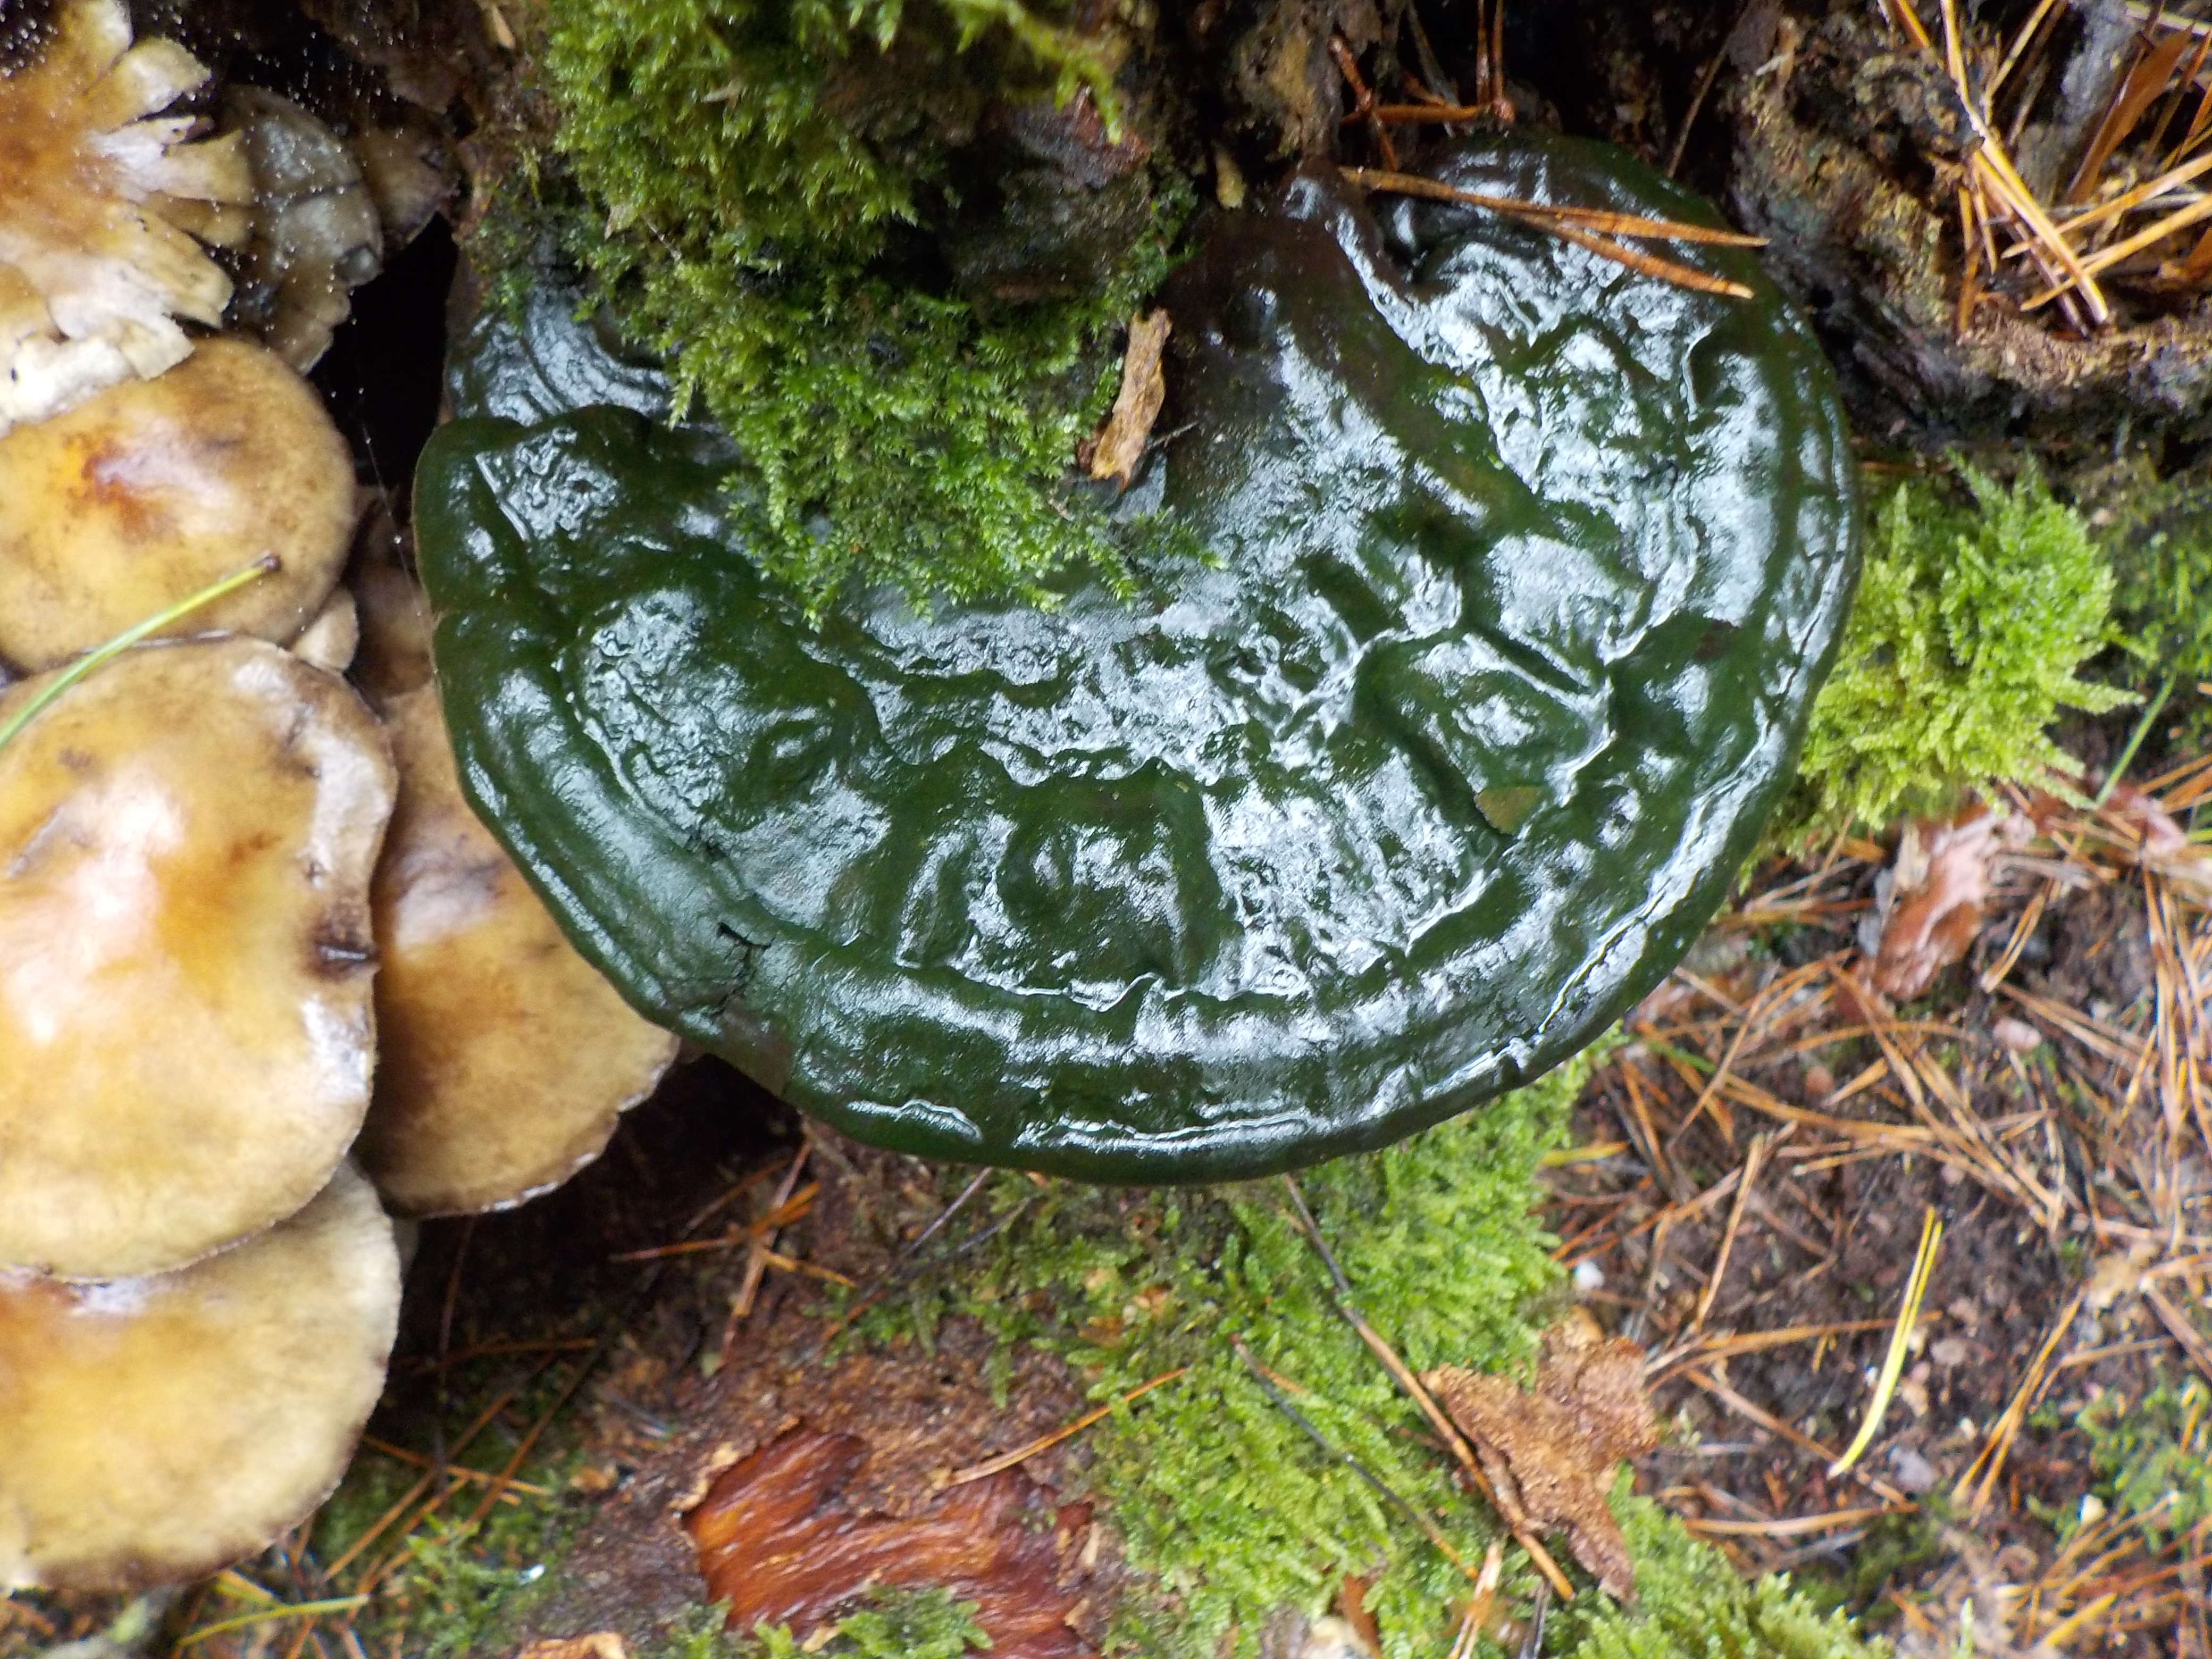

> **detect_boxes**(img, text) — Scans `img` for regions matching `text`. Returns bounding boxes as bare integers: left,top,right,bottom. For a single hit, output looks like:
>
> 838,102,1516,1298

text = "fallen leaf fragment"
2102,781,2212,904
687,1427,1098,1657
1866,802,2017,1002
1084,309,1170,489
1422,1312,1657,1599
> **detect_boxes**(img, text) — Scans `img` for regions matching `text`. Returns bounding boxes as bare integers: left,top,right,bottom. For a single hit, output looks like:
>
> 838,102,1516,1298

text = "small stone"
1930,1337,1970,1368
1991,1016,2043,1053
1572,1259,1606,1295
1887,1444,1937,1494
1299,1616,1377,1659
1803,1062,1836,1098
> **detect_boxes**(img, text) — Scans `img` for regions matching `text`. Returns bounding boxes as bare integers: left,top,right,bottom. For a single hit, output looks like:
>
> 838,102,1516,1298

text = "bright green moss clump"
2075,1371,2212,1548
2091,476,2212,744
719,1589,988,1659
538,0,1184,614
1781,467,2127,840
847,1042,1881,1659
1549,1494,1884,1659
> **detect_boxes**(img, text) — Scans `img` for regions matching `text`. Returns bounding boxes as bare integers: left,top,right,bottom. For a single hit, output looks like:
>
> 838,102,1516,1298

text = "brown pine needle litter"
1532,716,2212,1648
1864,0,2212,329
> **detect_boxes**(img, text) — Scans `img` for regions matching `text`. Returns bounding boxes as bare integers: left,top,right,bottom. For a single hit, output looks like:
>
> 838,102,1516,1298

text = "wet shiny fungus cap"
0,1164,400,1591
0,337,358,673
356,687,679,1216
0,637,395,1280
414,134,1862,1182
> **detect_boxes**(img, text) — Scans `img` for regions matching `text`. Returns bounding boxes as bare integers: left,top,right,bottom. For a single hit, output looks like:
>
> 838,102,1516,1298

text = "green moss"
2088,475,2212,744
731,1588,991,1658
643,1603,746,1659
1779,466,2129,841
647,1589,988,1659
387,1513,574,1659
534,0,1186,614
814,1036,1886,1659
304,1379,590,1658
2076,1371,2212,1548
824,1056,1595,1656
1548,1492,1887,1659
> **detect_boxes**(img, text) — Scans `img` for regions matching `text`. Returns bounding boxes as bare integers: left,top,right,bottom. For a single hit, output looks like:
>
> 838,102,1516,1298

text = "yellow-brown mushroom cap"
0,0,256,438
0,336,357,673
357,687,679,1216
0,1163,400,1591
0,636,395,1279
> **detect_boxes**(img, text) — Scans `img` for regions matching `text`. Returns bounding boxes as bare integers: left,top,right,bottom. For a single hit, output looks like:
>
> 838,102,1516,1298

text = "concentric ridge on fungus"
0,0,255,438
416,135,1862,1183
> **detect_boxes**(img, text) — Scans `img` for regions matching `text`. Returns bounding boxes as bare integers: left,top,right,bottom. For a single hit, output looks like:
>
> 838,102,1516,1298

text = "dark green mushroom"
414,133,1859,1183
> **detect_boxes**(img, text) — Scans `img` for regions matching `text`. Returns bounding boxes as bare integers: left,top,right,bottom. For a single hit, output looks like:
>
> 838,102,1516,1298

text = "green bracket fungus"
416,133,1859,1183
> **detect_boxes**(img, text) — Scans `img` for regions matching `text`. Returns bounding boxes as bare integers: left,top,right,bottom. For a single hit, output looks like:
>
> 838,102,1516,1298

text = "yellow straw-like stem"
0,554,278,755
1830,1205,1944,1476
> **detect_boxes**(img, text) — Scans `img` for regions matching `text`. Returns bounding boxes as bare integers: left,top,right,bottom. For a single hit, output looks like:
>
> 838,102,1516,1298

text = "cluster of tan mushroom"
0,1,677,1595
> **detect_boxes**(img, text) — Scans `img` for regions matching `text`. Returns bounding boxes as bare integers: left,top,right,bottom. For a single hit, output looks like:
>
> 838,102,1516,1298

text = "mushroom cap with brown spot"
0,1163,400,1591
356,687,678,1216
0,337,357,673
0,636,395,1279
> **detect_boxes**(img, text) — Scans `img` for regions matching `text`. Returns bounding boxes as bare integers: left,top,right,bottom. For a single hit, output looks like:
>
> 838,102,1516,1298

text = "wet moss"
1548,1492,1886,1659
530,0,1189,614
830,1040,1883,1658
1777,466,2128,841
2075,1370,2212,1549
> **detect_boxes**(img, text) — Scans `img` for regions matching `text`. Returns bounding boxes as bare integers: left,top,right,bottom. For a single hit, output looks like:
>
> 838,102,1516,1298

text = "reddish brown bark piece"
1422,1314,1657,1600
687,1428,1096,1657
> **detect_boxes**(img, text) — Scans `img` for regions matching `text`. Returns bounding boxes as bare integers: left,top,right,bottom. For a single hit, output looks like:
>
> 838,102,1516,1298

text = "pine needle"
1830,1206,1944,1476
177,1598,369,1646
942,1364,1189,1487
1342,167,1761,298
0,554,278,756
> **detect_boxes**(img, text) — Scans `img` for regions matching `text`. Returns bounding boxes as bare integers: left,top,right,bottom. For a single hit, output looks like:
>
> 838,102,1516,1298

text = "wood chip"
517,1638,628,1659
1085,309,1171,489
688,1428,1100,1657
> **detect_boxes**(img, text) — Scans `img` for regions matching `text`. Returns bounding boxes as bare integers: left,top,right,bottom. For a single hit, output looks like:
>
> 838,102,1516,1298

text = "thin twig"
728,1144,811,1331
1280,1176,1578,1598
1691,1134,1771,1334
1231,1337,1483,1580
942,1366,1190,1486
